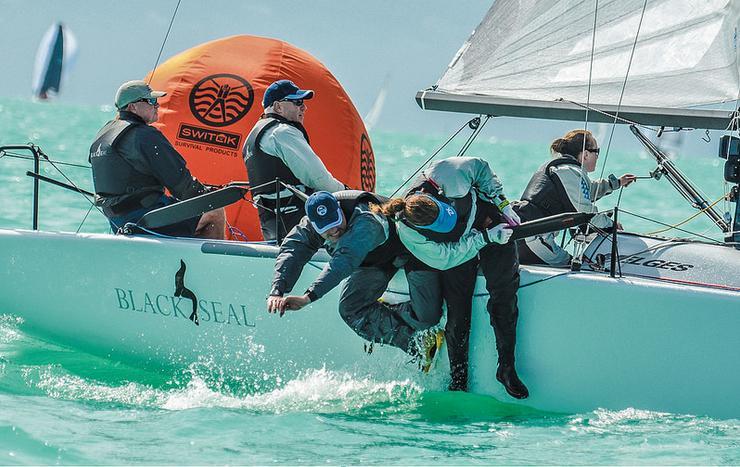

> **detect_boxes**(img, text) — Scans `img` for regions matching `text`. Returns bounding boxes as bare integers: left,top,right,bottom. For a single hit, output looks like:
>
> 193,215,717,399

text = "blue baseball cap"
305,191,343,234
263,79,314,108
413,194,457,233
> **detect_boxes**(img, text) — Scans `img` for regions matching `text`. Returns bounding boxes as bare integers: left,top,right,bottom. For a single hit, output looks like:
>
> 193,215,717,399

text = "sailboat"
31,22,78,100
1,1,739,418
415,0,740,416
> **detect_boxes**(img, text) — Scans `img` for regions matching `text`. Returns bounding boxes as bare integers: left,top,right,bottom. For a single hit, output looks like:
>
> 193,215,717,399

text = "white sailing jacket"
523,153,619,266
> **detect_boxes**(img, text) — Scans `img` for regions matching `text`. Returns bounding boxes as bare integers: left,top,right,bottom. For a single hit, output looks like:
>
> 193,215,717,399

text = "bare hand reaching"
266,294,311,317
619,174,637,187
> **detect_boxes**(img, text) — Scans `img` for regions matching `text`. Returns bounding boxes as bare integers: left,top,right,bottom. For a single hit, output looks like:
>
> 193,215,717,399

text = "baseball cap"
263,79,314,108
305,191,343,234
115,80,166,109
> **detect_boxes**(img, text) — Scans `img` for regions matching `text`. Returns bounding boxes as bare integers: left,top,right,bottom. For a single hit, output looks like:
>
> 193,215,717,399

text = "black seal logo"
189,73,254,127
174,260,199,326
360,133,376,191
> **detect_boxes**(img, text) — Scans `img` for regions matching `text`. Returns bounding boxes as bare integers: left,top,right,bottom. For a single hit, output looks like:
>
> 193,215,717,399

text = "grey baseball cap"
115,80,166,109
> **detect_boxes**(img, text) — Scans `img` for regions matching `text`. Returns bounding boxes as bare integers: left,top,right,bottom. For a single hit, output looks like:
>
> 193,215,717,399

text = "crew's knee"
338,297,360,325
195,208,225,239
419,305,444,328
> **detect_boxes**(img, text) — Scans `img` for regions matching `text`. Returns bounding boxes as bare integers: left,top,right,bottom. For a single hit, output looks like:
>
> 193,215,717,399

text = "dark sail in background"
32,22,77,100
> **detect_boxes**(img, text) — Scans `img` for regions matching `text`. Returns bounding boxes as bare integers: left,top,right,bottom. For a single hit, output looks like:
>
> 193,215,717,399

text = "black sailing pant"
403,241,521,388
257,204,304,242
479,240,521,368
405,257,479,388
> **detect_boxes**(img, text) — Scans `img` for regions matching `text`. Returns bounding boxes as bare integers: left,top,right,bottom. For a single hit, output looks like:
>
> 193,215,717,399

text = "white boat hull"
1,228,739,418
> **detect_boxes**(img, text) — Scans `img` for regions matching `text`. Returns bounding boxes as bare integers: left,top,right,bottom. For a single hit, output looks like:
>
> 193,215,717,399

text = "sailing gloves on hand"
484,223,513,244
500,204,521,227
493,195,521,227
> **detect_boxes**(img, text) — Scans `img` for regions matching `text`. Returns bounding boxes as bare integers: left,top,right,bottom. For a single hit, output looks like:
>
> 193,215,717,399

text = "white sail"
364,75,390,132
421,0,740,128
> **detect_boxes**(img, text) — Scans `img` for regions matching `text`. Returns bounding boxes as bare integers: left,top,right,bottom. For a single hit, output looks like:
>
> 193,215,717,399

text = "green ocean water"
0,98,739,465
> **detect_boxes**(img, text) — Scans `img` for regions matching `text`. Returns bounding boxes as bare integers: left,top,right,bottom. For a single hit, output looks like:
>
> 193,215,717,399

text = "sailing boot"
489,297,528,398
409,328,445,373
496,363,529,399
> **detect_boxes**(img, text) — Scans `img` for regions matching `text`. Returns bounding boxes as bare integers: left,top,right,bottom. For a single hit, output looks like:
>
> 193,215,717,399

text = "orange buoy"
145,35,375,241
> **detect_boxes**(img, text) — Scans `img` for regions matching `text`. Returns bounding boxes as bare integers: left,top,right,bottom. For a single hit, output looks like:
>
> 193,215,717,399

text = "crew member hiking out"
267,190,442,368
243,80,345,242
379,156,529,399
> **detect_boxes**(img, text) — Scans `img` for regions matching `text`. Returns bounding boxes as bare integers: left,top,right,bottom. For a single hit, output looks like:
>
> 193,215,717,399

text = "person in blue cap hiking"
266,189,444,365
243,80,345,242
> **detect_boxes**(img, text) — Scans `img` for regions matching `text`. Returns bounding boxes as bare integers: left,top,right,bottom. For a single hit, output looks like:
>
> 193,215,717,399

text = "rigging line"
646,192,729,236
519,271,572,289
76,203,95,234
596,0,649,192
306,261,324,272
722,30,740,214
147,0,182,84
559,99,660,130
389,117,477,198
582,0,599,133
455,116,483,157
0,151,91,169
42,153,119,230
618,208,724,244
456,115,490,157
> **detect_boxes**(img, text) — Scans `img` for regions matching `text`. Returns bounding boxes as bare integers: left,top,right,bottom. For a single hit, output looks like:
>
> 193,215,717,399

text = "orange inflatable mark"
145,35,375,241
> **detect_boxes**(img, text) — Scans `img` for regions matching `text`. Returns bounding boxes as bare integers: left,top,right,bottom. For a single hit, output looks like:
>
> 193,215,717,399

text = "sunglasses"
280,98,304,107
136,97,159,106
586,147,600,155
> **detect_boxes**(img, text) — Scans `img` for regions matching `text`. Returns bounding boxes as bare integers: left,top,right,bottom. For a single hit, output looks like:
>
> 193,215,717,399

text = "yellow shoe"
419,329,445,373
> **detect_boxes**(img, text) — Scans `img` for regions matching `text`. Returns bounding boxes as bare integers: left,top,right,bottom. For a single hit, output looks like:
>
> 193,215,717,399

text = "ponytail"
550,129,593,157
370,198,406,217
371,195,438,226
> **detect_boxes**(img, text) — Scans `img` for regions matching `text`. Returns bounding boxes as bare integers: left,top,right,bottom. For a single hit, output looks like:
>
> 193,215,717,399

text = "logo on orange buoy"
189,73,254,127
360,133,376,191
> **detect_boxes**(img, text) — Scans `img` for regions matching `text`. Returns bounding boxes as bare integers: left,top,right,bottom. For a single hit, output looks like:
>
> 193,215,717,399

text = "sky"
0,0,730,156
0,0,497,136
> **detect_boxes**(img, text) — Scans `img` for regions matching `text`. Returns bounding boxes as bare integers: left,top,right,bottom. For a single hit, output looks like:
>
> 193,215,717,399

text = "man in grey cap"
243,79,345,242
89,80,225,238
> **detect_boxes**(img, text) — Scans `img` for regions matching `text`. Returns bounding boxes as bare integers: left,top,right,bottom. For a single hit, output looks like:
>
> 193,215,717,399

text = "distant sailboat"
32,22,78,100
363,74,390,132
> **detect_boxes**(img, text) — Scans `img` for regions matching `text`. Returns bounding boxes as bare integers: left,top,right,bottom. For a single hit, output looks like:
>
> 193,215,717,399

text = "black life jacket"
244,114,314,211
402,179,474,243
88,115,164,213
516,155,581,221
334,190,405,267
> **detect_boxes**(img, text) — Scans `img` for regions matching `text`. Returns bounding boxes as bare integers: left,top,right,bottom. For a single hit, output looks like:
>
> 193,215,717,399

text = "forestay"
419,0,740,129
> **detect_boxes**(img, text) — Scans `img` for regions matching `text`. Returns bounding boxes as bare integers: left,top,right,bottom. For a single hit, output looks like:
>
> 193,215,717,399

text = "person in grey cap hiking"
89,80,225,238
243,79,345,242
267,190,443,367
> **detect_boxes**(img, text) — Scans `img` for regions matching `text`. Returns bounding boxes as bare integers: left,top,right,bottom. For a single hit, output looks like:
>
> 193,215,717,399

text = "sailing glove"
494,195,521,226
500,204,521,226
483,223,513,244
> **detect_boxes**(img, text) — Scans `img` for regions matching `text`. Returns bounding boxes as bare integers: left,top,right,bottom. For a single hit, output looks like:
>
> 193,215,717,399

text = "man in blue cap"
243,79,345,242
